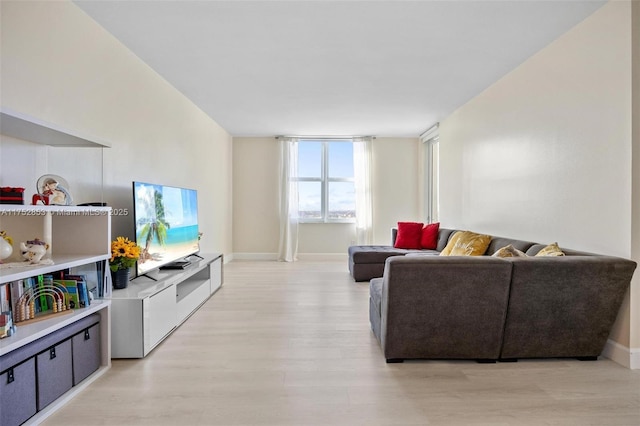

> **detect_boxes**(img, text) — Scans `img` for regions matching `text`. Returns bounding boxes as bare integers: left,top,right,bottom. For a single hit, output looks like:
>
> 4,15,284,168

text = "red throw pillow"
421,222,440,249
394,222,424,249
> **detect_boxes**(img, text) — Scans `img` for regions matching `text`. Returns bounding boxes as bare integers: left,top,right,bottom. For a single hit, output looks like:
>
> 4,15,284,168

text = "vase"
0,237,12,262
111,268,130,289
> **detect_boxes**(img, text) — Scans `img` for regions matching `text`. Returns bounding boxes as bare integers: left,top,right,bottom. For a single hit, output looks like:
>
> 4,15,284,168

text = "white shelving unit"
0,108,112,426
0,205,113,426
109,253,223,358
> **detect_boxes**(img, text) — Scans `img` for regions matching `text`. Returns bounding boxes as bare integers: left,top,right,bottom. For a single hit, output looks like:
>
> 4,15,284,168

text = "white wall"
631,0,640,354
439,1,638,362
0,1,233,257
232,137,420,258
440,0,631,256
232,137,280,257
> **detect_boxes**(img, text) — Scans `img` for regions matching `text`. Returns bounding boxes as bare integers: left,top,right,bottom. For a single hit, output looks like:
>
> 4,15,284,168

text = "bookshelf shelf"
0,300,110,357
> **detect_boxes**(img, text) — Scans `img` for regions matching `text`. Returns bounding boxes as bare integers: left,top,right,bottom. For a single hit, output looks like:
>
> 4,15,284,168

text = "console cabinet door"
144,284,177,355
210,256,223,294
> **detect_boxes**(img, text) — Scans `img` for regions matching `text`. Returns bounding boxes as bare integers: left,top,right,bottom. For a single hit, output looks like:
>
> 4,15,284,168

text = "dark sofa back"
486,236,537,256
500,255,636,359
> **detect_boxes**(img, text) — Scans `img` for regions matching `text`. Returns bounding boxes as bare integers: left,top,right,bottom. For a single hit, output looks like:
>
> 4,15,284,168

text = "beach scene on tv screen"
134,183,200,274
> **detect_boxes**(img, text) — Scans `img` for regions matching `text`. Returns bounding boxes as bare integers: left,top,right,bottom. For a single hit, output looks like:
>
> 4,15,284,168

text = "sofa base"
385,358,499,364
499,355,599,363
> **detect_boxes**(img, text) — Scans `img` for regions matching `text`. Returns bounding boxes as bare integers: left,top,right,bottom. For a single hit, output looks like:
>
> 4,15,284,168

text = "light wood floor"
45,260,640,425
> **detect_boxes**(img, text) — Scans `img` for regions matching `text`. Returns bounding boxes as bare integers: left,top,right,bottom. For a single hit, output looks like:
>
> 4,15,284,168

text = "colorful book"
66,274,90,308
55,279,80,310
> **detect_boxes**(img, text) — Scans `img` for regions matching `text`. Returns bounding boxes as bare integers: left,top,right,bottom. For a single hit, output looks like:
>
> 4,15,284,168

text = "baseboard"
231,253,348,261
232,253,278,261
296,253,348,261
602,339,640,369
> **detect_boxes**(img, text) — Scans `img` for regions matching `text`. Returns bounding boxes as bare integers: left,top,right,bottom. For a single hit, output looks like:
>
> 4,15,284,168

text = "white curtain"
278,137,299,261
353,136,373,245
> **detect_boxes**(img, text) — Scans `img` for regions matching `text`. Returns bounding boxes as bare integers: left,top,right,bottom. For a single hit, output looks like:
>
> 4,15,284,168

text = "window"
296,139,355,222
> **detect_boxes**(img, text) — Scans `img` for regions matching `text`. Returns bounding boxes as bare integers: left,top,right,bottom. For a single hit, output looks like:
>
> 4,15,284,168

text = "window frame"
296,139,355,224
421,124,439,224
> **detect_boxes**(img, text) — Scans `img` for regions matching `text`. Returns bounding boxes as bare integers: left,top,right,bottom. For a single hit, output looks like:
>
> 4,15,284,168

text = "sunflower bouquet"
109,237,141,272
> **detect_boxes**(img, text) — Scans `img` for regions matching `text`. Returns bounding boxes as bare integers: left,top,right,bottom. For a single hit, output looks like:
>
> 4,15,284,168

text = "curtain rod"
275,135,376,140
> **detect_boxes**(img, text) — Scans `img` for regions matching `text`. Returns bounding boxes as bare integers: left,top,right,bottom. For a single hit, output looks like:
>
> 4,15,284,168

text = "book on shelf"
0,311,15,338
64,274,90,308
0,282,10,312
0,283,15,338
37,274,49,311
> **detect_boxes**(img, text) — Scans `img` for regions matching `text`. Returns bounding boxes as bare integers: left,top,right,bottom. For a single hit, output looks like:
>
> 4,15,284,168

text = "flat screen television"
132,181,200,277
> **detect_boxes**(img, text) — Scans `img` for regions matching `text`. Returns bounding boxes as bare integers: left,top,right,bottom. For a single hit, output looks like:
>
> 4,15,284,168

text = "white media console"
109,253,223,358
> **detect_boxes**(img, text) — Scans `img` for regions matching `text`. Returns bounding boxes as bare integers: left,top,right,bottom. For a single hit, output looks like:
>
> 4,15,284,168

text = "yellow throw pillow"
492,244,527,258
535,242,565,257
440,231,491,256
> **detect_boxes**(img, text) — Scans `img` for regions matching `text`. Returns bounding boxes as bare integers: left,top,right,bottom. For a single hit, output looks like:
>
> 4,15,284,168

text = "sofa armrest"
380,256,512,361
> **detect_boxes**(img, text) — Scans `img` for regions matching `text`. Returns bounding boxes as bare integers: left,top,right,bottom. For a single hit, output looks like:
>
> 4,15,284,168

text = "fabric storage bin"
72,322,101,385
0,357,37,426
36,339,73,410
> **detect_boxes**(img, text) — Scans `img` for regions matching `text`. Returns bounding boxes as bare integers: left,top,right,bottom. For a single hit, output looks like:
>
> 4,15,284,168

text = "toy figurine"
20,238,49,264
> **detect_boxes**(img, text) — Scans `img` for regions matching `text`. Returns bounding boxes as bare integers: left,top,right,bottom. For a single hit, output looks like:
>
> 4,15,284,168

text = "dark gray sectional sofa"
354,228,637,363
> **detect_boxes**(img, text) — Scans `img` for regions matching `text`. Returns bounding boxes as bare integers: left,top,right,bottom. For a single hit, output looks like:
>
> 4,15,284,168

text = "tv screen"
132,181,200,276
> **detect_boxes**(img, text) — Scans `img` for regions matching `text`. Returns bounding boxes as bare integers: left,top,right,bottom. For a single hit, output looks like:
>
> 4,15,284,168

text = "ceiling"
74,1,606,138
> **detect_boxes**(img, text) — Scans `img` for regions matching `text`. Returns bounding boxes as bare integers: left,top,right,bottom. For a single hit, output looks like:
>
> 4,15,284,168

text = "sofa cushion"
492,244,527,258
405,251,440,257
348,245,410,264
394,222,423,249
535,242,565,257
420,222,440,249
440,231,491,256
